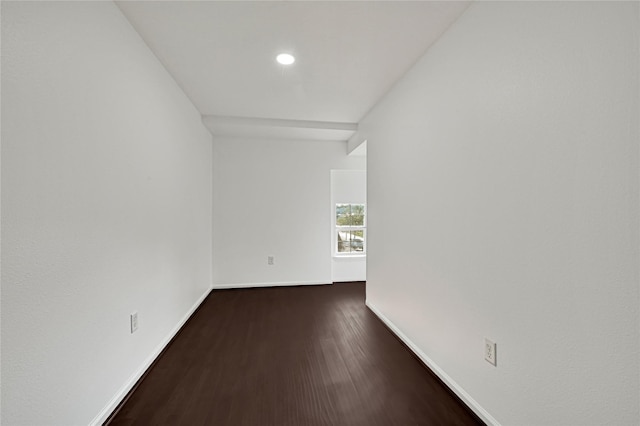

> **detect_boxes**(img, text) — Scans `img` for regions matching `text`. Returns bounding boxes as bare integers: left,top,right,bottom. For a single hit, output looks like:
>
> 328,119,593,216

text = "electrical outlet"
267,256,274,265
485,338,496,366
130,312,138,334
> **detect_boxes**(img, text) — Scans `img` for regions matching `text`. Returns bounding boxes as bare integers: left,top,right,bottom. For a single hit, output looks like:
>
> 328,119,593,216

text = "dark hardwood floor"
107,282,483,426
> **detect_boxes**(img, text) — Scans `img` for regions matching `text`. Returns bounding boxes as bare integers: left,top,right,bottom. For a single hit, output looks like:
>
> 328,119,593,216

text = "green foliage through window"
336,204,365,227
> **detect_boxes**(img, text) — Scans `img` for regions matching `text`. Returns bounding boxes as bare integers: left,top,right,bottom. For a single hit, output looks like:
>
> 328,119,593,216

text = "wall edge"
365,300,501,426
90,286,212,426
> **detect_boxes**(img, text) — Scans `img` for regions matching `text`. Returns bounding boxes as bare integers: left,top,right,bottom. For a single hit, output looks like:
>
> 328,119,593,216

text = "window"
336,203,366,254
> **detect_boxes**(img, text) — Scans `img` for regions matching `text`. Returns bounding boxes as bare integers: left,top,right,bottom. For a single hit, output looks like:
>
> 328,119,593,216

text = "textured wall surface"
213,138,365,287
1,2,213,424
363,2,639,424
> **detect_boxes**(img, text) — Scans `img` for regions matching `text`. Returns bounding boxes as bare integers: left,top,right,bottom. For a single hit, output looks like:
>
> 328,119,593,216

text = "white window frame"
335,203,366,256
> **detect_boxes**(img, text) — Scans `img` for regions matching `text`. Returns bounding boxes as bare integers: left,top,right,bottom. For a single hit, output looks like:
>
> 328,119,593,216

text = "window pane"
338,241,351,253
337,230,351,253
336,204,351,226
350,230,364,252
336,203,365,226
351,204,365,226
337,230,365,253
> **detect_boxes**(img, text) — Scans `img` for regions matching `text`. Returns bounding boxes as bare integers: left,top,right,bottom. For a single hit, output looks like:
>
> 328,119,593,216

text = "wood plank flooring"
107,282,483,426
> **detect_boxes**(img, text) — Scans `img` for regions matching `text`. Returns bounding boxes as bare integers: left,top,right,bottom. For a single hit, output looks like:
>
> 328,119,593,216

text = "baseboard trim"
365,300,500,426
211,280,330,289
90,287,212,426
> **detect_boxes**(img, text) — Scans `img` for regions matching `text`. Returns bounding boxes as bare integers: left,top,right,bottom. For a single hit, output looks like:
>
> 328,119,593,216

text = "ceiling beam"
202,115,358,142
202,115,357,131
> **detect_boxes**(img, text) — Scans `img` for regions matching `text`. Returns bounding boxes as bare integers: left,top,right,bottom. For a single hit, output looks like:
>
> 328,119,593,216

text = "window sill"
333,254,366,260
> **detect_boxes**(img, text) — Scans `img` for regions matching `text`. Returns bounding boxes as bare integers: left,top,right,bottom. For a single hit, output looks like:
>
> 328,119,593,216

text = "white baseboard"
365,300,500,426
211,280,330,289
89,287,212,426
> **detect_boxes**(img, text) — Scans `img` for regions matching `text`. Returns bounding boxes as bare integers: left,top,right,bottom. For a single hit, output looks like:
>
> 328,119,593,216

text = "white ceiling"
116,1,470,141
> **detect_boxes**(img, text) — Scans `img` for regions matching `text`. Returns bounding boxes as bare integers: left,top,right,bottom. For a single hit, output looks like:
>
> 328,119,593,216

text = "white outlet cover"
484,338,497,366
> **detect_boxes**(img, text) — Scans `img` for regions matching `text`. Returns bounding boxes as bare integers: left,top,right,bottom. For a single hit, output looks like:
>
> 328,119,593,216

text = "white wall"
362,2,639,425
331,170,367,282
213,137,365,287
1,2,213,425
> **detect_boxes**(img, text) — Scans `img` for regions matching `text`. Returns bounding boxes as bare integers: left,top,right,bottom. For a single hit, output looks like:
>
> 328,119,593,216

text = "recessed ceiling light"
276,53,295,65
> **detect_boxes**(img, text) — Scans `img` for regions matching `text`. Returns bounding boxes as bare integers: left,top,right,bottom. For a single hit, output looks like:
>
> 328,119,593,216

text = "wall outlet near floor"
484,338,496,366
130,312,139,334
267,256,274,265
